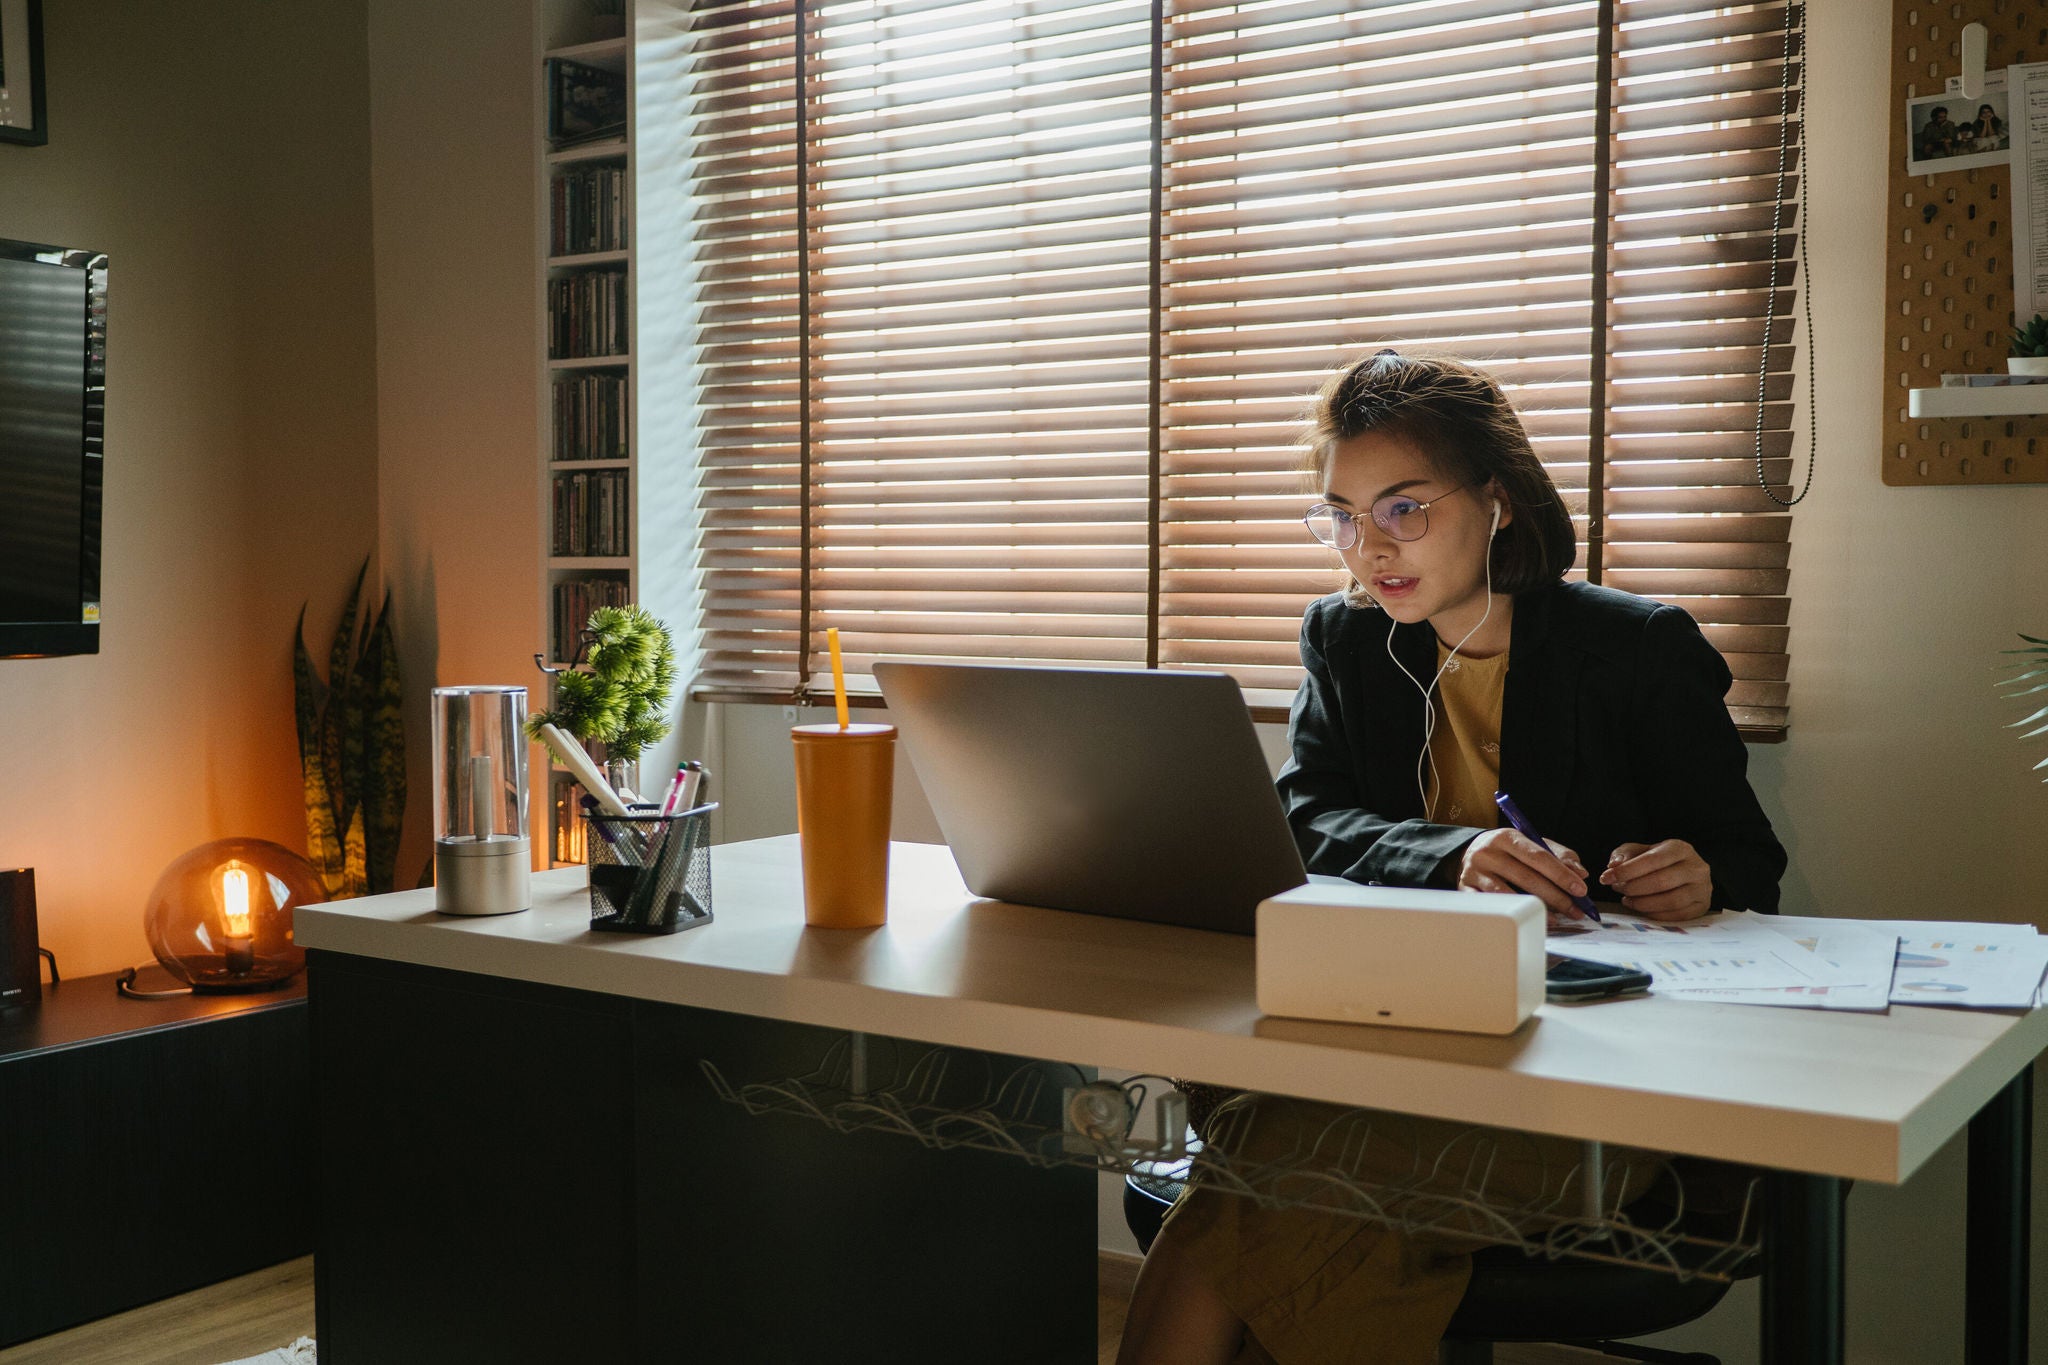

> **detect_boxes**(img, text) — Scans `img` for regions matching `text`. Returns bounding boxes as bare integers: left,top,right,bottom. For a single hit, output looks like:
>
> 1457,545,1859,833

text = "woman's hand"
1456,827,1592,927
1601,840,1713,920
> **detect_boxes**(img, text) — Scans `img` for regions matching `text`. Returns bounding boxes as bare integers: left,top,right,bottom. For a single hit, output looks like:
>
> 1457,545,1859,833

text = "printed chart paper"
2009,63,2048,324
1548,913,1816,992
1657,915,1898,1011
1891,934,2048,1009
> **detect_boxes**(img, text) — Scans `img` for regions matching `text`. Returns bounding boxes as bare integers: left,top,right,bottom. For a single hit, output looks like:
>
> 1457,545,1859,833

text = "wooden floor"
0,1258,314,1365
0,1252,1598,1365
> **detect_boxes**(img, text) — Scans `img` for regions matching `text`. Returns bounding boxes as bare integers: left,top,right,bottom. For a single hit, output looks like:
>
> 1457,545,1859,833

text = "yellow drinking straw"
827,627,850,730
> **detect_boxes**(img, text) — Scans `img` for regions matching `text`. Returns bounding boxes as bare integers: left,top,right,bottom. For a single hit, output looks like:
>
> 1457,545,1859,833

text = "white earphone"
1385,494,1504,818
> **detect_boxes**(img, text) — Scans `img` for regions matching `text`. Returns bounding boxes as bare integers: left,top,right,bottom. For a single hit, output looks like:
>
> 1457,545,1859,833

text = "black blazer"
1277,580,1786,913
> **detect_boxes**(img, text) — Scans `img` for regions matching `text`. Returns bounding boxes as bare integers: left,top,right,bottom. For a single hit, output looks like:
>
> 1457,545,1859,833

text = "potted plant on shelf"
2010,316,2048,375
530,604,677,797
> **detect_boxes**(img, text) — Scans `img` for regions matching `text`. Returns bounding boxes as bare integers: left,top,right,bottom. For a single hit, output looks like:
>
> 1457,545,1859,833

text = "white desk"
299,836,2046,1364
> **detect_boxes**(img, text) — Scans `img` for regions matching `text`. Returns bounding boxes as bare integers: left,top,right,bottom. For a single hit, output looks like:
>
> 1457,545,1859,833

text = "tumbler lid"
791,722,896,741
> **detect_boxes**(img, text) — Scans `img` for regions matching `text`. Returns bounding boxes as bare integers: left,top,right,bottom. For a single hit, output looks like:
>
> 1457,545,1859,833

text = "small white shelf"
549,458,630,470
546,37,628,66
547,138,629,165
1907,385,2048,418
548,249,629,270
548,556,633,571
548,353,630,370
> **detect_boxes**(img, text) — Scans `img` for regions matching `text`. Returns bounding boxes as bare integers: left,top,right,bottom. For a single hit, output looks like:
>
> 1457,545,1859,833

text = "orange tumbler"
791,722,896,928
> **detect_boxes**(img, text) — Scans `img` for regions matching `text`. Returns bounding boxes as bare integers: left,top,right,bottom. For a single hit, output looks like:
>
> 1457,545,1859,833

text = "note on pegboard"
1884,1,2048,485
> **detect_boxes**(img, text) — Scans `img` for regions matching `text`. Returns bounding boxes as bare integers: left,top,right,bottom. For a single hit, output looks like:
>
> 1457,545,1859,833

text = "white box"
1256,883,1545,1035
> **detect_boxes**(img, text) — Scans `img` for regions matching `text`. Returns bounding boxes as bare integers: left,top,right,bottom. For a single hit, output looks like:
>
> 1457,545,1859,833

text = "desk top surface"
0,965,306,1063
296,836,2048,1184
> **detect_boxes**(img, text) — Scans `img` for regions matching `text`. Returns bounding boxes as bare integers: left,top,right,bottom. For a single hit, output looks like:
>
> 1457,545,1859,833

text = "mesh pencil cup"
585,804,717,935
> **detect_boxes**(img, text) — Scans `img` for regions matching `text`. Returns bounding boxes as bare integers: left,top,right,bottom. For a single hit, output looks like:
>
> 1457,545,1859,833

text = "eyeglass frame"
1303,483,1473,550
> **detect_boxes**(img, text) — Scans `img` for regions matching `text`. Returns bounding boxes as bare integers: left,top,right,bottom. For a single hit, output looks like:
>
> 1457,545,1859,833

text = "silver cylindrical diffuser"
432,686,532,916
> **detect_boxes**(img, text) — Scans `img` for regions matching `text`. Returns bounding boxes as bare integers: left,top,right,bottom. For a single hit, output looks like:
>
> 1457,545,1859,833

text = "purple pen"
1491,791,1602,923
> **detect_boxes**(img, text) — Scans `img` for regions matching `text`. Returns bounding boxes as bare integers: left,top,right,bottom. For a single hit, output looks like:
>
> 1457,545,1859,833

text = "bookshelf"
535,2,703,868
539,13,632,866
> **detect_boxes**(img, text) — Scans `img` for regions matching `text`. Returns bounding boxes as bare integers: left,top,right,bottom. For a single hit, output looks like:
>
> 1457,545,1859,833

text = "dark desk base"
1761,1067,2036,1365
0,968,309,1347
308,951,1098,1364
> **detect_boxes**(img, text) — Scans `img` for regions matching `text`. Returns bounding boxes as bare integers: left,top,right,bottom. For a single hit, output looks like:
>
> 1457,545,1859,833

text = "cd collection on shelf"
552,371,628,461
551,163,628,256
545,57,626,147
551,469,631,558
550,575,631,665
547,269,627,359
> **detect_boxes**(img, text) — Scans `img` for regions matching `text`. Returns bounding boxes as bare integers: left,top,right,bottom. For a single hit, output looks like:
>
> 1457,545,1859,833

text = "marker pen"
1492,791,1602,923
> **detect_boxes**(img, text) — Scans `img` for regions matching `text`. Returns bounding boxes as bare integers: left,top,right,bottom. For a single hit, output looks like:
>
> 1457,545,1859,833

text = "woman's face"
1321,428,1506,632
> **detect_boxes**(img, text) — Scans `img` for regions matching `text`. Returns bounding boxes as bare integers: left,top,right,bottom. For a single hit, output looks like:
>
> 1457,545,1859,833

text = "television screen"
0,238,104,658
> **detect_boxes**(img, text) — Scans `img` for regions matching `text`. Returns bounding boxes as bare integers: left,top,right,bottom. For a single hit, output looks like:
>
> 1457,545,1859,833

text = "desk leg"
1761,1170,1845,1365
1966,1066,2033,1365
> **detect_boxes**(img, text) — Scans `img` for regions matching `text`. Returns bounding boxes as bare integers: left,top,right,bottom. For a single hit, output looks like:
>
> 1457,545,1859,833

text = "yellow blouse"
1423,639,1508,829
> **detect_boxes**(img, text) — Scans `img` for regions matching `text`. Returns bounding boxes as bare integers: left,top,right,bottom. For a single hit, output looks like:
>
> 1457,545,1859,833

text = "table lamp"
433,685,532,916
118,838,320,999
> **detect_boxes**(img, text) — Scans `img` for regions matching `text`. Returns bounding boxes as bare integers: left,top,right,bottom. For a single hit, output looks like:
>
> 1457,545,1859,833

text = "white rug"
219,1337,316,1365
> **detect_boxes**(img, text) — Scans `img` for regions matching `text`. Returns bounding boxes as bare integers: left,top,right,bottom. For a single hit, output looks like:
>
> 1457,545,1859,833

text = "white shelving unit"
538,13,634,865
1907,385,2048,418
533,1,707,866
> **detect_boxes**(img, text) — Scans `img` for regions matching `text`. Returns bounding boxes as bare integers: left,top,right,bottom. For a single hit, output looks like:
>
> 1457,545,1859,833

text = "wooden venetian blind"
685,0,1802,734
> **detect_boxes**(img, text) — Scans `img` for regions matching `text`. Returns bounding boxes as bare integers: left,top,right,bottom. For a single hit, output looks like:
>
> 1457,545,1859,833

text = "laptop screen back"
873,662,1308,935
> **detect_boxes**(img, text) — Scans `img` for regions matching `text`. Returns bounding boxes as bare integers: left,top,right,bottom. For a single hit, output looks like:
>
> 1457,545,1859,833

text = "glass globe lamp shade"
143,839,321,993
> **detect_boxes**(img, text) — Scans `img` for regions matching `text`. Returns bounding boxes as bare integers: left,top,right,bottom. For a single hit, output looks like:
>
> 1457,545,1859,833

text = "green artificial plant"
2013,315,2048,358
1999,632,2048,783
529,604,677,765
294,561,406,898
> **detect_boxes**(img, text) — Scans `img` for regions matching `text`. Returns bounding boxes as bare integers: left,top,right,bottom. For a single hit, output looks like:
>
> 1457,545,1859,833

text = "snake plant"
1999,633,2048,783
294,561,406,898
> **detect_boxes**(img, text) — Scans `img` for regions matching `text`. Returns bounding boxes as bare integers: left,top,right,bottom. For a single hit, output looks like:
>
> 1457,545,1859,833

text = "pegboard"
1884,0,2048,484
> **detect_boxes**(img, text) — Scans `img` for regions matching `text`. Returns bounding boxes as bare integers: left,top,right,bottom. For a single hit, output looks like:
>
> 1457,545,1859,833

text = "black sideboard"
0,967,310,1347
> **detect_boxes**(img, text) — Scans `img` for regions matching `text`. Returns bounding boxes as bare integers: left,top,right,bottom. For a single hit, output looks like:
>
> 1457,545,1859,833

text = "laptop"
872,661,1310,934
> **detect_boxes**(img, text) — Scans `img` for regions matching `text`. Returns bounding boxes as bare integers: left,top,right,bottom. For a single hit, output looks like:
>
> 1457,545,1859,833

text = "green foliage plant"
294,561,406,898
529,605,677,765
2013,315,2048,358
1999,632,2048,783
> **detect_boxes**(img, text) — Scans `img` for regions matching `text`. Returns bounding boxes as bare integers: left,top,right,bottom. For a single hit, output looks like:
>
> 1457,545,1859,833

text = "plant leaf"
321,562,368,831
294,611,346,899
359,591,407,896
341,803,368,899
2000,679,2048,698
2008,705,2048,729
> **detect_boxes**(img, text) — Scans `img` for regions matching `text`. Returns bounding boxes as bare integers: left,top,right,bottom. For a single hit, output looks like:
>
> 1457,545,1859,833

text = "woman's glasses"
1303,486,1467,549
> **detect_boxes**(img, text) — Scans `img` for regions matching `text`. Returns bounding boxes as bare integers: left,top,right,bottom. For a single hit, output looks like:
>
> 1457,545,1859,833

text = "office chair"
1120,1166,1751,1365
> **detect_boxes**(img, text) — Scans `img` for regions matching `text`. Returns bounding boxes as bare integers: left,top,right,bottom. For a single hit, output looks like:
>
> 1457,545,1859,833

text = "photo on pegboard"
1907,78,2012,175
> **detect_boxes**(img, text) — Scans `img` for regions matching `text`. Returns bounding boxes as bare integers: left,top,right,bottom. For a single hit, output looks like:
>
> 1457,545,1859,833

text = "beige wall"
366,0,542,885
0,1,379,979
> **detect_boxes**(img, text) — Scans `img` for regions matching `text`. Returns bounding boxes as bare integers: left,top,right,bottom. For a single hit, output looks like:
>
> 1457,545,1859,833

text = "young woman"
1115,351,1786,1365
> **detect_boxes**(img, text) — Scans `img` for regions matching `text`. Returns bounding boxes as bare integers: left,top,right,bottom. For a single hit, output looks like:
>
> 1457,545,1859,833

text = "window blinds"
684,0,1801,734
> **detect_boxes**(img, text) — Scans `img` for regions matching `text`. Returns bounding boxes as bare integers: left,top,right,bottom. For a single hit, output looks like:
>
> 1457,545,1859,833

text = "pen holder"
585,803,717,935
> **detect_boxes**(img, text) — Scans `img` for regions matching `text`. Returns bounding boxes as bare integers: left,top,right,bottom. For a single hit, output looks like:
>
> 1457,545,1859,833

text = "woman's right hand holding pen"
1454,827,1593,927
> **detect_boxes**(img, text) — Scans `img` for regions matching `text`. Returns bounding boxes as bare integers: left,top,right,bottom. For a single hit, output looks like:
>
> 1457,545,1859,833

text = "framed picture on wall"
0,0,46,147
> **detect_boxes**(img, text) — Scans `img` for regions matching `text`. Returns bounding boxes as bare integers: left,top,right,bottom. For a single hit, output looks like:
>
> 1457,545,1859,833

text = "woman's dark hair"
1300,350,1577,604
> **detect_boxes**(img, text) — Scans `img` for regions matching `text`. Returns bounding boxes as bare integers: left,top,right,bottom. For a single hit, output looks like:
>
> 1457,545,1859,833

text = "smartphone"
1545,954,1653,1002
